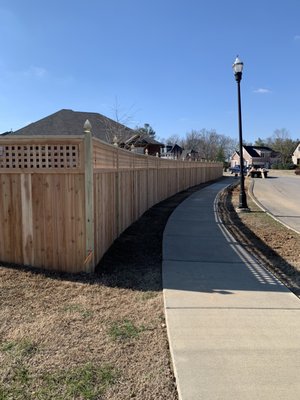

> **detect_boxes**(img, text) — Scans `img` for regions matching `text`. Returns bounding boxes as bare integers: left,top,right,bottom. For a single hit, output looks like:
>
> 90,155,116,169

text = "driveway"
250,171,300,233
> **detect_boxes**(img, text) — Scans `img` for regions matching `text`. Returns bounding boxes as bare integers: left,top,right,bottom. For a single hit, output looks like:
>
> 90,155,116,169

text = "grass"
1,337,117,399
1,339,36,400
108,319,145,341
1,182,202,399
1,339,38,358
221,181,300,293
0,362,118,400
62,303,93,319
140,291,158,301
37,363,118,400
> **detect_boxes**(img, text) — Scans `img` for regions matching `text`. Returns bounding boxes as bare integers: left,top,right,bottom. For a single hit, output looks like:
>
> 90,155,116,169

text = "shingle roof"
124,134,164,146
181,149,198,159
136,136,164,146
11,109,134,142
170,144,183,152
243,146,260,157
243,145,273,157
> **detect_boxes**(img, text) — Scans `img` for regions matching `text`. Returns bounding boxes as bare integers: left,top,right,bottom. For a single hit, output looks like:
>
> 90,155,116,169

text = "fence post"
20,173,34,266
115,145,120,236
83,120,95,273
146,149,149,209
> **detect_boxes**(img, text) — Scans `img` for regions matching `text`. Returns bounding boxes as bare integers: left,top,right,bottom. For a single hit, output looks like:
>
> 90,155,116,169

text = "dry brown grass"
0,265,175,399
2,176,299,399
1,183,213,400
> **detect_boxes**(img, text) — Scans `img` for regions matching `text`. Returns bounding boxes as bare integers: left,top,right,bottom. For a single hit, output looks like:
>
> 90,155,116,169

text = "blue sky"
1,0,300,143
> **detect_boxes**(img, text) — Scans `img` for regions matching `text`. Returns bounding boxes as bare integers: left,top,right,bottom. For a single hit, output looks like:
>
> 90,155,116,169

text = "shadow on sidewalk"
216,185,300,296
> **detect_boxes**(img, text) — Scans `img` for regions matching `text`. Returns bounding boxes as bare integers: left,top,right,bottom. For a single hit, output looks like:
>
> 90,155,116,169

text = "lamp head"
233,56,243,81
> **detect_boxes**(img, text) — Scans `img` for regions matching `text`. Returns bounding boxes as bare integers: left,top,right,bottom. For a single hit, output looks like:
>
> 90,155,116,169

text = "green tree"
254,137,266,147
216,147,226,163
135,123,156,138
269,129,296,165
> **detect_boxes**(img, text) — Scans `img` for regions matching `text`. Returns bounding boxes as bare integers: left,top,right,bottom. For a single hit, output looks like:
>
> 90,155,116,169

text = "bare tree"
102,98,137,144
184,129,237,161
219,135,238,162
165,134,183,146
165,129,238,161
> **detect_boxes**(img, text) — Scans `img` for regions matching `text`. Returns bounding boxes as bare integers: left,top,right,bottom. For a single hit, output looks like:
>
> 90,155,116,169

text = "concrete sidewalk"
162,178,300,400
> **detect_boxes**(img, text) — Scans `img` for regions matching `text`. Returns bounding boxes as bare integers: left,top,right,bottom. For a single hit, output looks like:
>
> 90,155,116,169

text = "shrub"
287,163,297,170
271,162,296,170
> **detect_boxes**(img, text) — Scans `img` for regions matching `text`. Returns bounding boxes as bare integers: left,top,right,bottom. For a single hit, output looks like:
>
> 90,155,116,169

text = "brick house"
230,145,280,169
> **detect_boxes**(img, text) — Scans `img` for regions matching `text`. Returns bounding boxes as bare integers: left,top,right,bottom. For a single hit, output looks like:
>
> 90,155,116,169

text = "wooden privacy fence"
0,123,223,273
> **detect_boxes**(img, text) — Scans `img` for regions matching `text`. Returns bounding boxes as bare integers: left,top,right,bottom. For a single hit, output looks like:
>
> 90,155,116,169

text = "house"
161,144,199,160
230,145,280,169
9,109,165,156
161,144,183,159
121,134,164,156
292,143,300,166
9,109,135,143
181,149,199,161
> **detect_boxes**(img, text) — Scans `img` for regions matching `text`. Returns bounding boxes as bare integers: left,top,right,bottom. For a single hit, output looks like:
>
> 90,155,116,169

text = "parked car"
229,165,248,174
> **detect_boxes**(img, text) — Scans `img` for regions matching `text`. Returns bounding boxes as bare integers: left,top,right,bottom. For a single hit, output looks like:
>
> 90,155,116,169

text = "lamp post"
232,56,249,210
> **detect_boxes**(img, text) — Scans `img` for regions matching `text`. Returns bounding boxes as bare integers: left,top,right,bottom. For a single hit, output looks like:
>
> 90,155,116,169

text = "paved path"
250,173,300,233
163,178,300,400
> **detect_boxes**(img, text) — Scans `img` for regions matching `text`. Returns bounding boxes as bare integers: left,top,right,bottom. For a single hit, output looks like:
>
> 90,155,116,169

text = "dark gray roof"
11,109,135,142
137,136,164,146
124,133,164,146
244,145,273,157
181,149,198,158
169,144,183,152
243,146,260,157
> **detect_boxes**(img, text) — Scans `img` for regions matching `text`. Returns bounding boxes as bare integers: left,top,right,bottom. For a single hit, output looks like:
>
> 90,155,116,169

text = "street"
250,171,300,233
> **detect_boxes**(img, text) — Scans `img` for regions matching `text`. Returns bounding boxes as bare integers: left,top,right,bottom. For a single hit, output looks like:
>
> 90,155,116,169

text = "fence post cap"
113,135,118,146
84,119,92,133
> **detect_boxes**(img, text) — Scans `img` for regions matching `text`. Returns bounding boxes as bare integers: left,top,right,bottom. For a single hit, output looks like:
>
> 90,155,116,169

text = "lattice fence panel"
0,144,80,169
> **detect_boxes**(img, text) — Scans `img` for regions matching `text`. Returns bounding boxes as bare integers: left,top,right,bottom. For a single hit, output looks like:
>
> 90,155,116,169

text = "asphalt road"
250,171,300,233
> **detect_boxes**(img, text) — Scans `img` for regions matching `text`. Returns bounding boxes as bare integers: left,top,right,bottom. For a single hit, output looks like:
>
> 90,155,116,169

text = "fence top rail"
0,134,222,172
0,135,85,144
92,136,222,168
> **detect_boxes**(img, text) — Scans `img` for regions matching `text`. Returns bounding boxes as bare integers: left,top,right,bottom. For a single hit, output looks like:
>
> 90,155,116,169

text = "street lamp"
232,56,249,210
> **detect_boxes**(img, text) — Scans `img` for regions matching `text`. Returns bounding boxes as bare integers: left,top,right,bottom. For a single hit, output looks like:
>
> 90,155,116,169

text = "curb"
248,179,300,235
